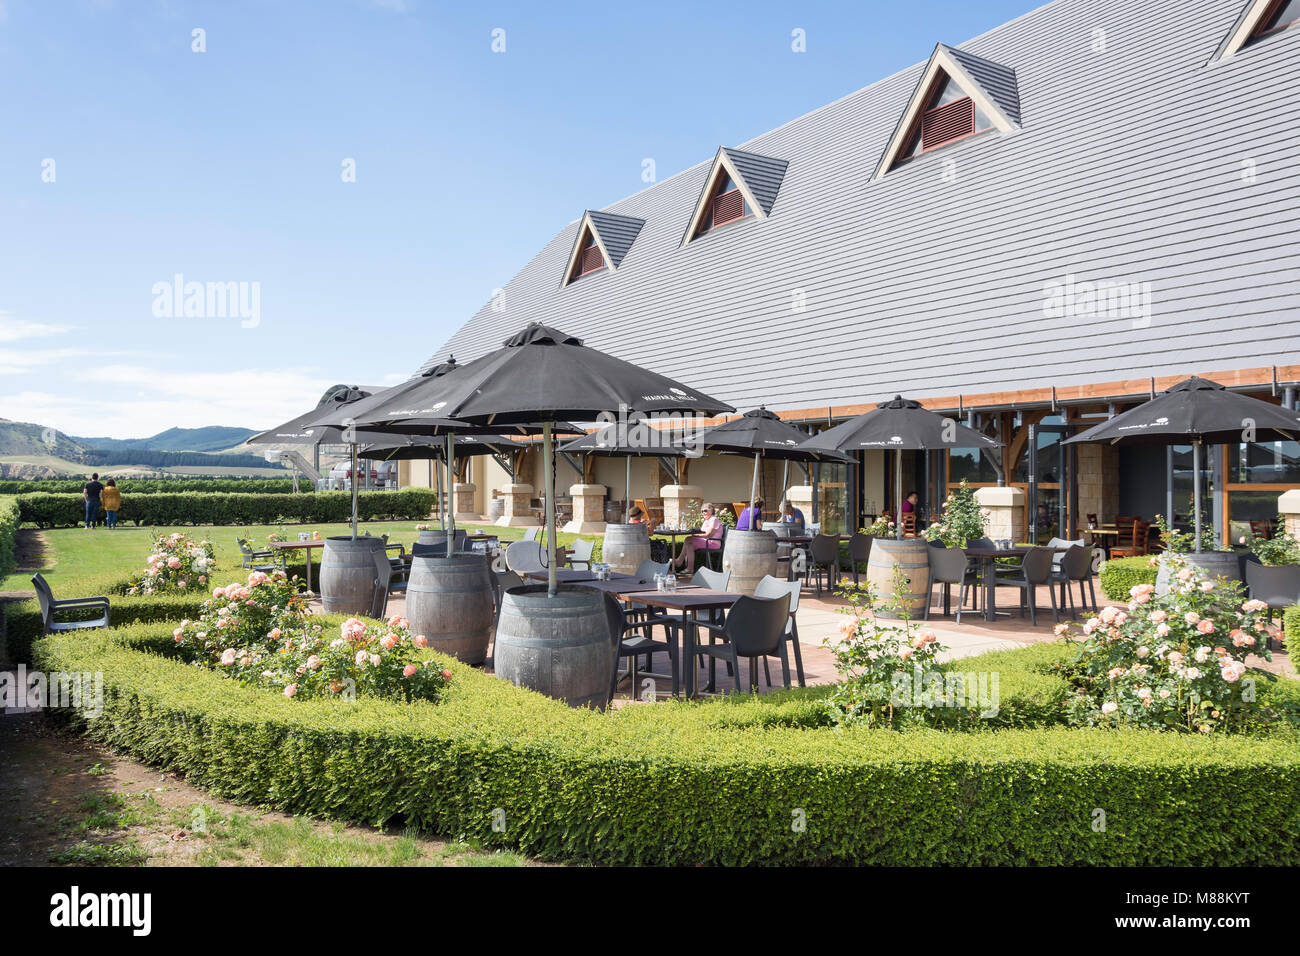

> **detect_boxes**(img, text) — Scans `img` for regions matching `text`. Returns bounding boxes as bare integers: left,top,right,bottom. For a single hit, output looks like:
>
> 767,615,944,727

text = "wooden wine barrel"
722,530,778,594
865,537,930,618
319,536,386,615
602,524,650,576
493,585,613,709
417,529,466,552
405,553,495,665
1155,552,1243,596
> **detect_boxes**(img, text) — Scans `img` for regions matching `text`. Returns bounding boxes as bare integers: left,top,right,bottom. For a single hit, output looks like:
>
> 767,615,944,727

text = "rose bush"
1058,555,1283,734
173,570,307,666
922,479,989,548
126,533,216,595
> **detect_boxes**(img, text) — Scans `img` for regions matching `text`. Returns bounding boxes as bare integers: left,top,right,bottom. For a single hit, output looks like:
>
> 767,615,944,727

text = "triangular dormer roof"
1214,0,1300,60
561,209,645,286
872,43,1021,180
682,146,789,243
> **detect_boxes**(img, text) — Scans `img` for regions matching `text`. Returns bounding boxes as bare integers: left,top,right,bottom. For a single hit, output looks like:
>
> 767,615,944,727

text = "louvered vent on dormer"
921,97,976,151
711,189,745,228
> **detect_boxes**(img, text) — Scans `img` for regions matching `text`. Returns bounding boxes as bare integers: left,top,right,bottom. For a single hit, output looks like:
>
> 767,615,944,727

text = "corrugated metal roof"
420,0,1300,416
941,43,1023,125
721,147,790,216
586,210,645,269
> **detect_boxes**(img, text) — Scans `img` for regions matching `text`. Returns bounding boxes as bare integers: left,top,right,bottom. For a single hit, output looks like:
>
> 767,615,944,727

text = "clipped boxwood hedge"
1285,605,1299,651
1099,555,1158,602
0,478,298,496
0,496,19,578
31,622,1300,865
16,489,437,529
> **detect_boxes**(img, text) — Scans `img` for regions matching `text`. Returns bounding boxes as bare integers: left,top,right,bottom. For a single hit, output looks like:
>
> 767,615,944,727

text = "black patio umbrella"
560,422,690,523
1063,376,1300,551
683,408,850,524
800,396,1002,539
356,323,734,596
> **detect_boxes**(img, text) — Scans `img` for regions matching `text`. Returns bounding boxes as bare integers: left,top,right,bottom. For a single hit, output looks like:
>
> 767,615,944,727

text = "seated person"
735,497,764,531
778,499,805,527
628,505,647,525
898,491,919,522
673,503,724,572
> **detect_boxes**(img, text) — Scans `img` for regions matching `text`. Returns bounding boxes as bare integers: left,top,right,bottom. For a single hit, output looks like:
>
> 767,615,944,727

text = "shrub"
31,623,1300,865
1057,559,1281,734
16,489,437,528
0,478,299,496
125,532,216,595
1099,556,1157,601
0,496,19,578
1285,605,1299,651
923,479,988,548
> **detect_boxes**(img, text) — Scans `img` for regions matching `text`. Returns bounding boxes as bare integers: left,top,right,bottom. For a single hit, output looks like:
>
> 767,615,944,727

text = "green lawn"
3,519,597,592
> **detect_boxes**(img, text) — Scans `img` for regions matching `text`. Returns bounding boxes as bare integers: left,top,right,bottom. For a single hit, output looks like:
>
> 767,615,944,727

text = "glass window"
1255,0,1300,38
816,462,848,535
949,447,999,483
1014,418,1066,483
1228,441,1300,484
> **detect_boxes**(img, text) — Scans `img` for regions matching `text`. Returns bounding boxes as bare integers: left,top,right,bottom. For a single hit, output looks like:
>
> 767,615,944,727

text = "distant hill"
70,425,259,453
0,420,90,458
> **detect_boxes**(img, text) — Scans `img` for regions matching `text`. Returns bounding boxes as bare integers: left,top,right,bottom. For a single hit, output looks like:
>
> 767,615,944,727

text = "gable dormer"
683,146,789,244
873,43,1021,179
561,209,645,286
1215,0,1300,60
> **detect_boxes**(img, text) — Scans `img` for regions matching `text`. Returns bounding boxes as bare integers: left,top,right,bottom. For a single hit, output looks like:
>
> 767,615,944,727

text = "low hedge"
1285,605,1299,651
0,496,18,578
0,478,298,496
31,624,1300,865
16,489,437,528
1098,556,1157,602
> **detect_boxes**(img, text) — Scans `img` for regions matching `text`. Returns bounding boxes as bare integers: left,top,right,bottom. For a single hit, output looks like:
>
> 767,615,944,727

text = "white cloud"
0,314,73,343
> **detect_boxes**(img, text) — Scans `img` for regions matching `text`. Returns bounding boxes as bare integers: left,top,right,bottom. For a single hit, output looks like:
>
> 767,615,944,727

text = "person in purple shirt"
736,497,764,531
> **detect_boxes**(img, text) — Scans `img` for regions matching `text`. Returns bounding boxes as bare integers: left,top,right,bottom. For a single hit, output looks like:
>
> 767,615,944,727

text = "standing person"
736,497,764,531
82,472,104,530
101,479,122,529
672,502,724,573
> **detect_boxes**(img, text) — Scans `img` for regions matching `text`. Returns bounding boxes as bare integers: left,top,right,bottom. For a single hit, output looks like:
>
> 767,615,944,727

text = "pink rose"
220,648,237,666
284,684,298,698
1197,619,1215,635
1101,701,1118,714
413,635,428,648
1184,612,1200,625
355,650,369,667
380,634,399,650
402,664,419,678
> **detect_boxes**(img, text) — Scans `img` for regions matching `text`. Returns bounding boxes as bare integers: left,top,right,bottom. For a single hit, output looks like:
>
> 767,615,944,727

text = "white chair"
568,538,595,570
754,575,805,687
522,527,540,542
1046,536,1085,571
505,540,546,574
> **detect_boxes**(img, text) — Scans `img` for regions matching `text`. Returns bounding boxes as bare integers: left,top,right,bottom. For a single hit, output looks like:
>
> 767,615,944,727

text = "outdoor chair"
385,542,408,582
993,546,1060,626
1109,520,1149,559
237,537,285,573
1086,513,1099,527
505,540,547,574
924,546,977,623
490,569,525,637
693,593,792,694
901,513,918,537
968,536,997,552
632,559,670,585
32,573,110,635
605,592,679,701
370,547,402,618
522,527,540,542
838,532,872,586
754,575,805,687
567,538,595,570
1050,545,1098,618
702,524,727,572
1244,560,1300,623
804,534,840,597
636,498,664,529
1045,536,1085,571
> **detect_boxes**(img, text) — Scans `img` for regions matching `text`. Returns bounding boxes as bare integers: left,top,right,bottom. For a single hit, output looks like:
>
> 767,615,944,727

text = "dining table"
268,539,325,593
963,544,1034,623
651,527,702,562
618,588,741,698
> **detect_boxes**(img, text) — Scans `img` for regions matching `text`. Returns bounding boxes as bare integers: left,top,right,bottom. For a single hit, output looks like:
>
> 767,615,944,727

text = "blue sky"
0,0,1033,438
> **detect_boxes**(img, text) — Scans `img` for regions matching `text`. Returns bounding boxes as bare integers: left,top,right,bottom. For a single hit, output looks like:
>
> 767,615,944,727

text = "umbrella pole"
895,450,903,540
544,422,558,597
781,460,789,502
445,435,456,558
1192,439,1203,553
350,443,359,539
625,456,631,523
749,453,760,526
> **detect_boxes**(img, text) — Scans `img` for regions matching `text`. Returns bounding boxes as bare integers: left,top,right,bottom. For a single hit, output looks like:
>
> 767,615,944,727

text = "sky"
0,0,1034,439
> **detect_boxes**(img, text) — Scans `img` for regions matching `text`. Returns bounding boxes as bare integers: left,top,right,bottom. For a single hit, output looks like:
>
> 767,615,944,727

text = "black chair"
605,592,679,700
839,532,873,586
370,548,401,618
489,569,525,660
1051,545,1098,618
693,593,792,694
32,573,110,634
237,537,284,572
702,524,727,572
994,547,1059,625
804,534,840,597
1244,560,1300,623
754,575,805,687
925,546,977,623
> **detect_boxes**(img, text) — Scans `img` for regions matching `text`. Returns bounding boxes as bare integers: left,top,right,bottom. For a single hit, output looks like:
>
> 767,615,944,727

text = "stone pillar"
660,484,702,528
975,486,1025,543
785,485,814,524
563,483,607,534
496,482,539,527
1279,489,1300,539
453,482,479,523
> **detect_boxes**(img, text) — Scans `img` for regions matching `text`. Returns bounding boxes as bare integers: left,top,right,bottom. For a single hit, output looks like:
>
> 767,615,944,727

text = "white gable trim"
560,212,614,287
681,148,769,246
871,46,1019,181
1215,0,1285,61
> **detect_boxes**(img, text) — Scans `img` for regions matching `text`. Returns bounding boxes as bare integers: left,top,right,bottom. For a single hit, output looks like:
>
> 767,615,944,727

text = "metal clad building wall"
422,0,1300,412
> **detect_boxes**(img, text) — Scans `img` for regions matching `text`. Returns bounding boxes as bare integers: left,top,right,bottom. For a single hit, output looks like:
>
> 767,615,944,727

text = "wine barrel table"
493,584,613,709
405,552,495,664
319,536,387,615
602,523,651,576
865,537,931,618
722,529,778,594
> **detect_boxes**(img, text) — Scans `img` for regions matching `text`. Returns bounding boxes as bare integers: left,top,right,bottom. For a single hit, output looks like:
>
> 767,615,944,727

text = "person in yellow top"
100,479,122,529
